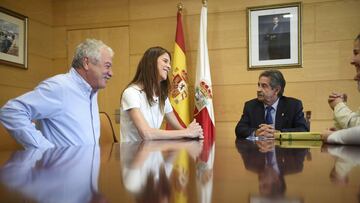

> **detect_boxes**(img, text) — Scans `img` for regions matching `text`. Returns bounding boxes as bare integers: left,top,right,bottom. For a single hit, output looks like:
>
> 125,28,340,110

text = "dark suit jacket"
235,96,309,138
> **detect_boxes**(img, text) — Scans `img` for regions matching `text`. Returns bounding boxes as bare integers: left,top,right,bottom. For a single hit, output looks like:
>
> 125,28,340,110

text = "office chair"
99,111,118,145
305,110,311,130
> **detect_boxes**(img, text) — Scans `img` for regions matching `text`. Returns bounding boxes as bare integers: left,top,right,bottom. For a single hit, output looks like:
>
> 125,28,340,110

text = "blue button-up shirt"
0,68,100,148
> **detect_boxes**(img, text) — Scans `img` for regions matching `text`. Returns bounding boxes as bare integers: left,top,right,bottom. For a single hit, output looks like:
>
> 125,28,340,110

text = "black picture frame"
0,7,28,69
247,2,302,69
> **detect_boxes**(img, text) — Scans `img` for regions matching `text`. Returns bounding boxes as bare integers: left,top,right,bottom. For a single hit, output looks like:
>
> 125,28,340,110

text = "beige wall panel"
28,21,53,58
182,15,200,52
53,27,67,58
27,55,54,82
129,17,175,55
315,1,360,42
285,80,360,120
52,58,68,75
53,0,129,26
207,11,247,50
216,121,238,138
202,11,246,50
129,54,141,84
187,48,256,86
307,119,334,132
0,0,53,25
130,12,247,55
130,11,245,55
300,40,354,80
0,55,52,88
213,84,256,122
302,4,316,43
129,0,331,20
129,0,199,20
0,86,31,106
182,11,246,52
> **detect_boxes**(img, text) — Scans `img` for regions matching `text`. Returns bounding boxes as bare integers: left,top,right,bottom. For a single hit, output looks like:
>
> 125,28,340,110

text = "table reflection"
0,145,105,203
2,135,359,203
197,138,215,203
120,139,214,203
236,139,308,200
324,144,360,200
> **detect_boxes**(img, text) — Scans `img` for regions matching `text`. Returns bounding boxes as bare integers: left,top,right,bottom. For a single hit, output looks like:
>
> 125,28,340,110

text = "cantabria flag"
194,4,215,141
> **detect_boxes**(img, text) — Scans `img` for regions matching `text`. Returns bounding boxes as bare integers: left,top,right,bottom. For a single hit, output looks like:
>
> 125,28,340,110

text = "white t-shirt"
120,85,173,142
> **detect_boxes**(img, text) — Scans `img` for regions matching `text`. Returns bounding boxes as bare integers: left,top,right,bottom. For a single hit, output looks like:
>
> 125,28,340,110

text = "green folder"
275,140,322,148
274,132,322,140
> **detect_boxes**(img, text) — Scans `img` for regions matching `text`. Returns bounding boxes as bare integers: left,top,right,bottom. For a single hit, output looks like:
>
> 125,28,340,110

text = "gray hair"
71,38,114,69
259,69,286,97
356,33,360,41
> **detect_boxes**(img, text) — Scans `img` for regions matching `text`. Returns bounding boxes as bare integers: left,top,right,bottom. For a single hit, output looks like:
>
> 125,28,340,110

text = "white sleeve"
164,98,173,114
121,88,141,111
333,102,360,129
327,126,360,145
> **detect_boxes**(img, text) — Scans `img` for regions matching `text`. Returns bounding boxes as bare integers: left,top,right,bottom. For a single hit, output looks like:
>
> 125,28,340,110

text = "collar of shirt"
69,68,96,99
264,98,279,112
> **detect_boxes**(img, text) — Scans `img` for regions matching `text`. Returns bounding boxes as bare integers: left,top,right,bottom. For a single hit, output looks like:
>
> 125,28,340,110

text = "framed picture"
247,2,302,69
0,7,28,69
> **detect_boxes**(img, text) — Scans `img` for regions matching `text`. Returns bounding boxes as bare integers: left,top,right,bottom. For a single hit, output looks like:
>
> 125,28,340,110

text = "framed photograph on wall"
0,7,28,69
247,2,302,69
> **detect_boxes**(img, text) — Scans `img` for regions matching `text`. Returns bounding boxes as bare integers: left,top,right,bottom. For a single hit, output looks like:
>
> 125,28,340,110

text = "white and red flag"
194,3,215,141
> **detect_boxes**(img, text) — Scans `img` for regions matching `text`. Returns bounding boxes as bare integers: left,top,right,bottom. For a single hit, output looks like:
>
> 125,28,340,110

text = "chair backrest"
0,123,22,151
304,110,311,130
99,112,118,145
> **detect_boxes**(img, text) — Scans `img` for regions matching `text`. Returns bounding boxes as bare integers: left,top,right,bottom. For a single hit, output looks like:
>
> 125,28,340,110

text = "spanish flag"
168,6,190,127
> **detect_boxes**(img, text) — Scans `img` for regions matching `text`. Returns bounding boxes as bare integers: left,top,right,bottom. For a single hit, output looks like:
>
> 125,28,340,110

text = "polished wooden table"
0,137,359,203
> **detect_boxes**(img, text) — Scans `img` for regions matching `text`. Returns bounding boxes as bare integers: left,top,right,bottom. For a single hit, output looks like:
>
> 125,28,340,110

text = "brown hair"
259,69,286,97
127,46,171,112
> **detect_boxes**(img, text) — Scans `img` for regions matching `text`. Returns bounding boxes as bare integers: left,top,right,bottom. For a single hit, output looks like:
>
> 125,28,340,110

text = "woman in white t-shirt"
120,47,203,142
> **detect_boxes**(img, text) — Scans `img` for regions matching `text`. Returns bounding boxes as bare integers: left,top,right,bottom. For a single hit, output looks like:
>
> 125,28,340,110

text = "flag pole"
202,0,207,7
177,2,183,12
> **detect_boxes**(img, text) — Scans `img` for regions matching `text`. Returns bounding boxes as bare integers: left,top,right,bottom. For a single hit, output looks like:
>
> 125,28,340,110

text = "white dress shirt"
0,68,100,148
120,84,172,142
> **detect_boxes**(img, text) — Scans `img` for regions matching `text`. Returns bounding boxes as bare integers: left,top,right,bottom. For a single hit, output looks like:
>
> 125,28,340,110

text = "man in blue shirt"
0,39,114,148
235,69,308,139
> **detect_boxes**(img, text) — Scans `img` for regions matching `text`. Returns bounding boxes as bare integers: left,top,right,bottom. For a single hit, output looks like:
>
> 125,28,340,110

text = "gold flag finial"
202,0,207,7
177,2,184,12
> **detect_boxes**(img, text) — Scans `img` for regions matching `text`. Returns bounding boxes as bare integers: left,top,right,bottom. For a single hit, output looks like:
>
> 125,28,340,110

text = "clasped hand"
255,124,276,139
328,92,347,110
186,119,204,139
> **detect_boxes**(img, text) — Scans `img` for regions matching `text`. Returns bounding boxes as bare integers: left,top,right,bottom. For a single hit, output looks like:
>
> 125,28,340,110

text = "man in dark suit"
235,69,309,139
264,15,290,60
